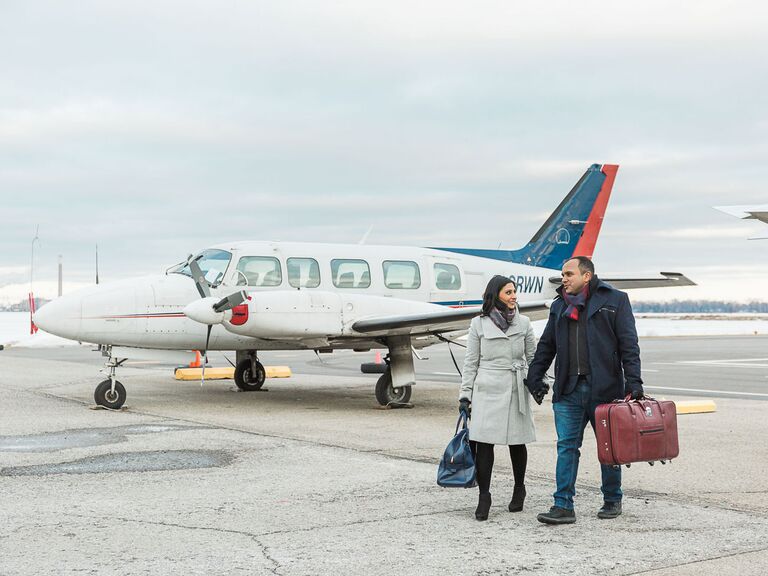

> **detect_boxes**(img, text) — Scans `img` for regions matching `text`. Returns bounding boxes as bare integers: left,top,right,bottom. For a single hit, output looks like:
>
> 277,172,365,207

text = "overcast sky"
2,1,767,304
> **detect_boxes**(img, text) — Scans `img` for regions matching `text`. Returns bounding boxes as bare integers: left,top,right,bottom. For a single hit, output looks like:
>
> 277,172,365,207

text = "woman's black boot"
475,493,492,521
508,485,526,512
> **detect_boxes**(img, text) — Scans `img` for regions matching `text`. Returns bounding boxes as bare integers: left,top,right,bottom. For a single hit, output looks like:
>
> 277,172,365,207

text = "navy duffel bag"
437,410,477,488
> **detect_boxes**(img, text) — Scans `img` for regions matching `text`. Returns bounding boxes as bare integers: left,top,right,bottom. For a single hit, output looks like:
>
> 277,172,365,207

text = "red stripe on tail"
572,164,618,258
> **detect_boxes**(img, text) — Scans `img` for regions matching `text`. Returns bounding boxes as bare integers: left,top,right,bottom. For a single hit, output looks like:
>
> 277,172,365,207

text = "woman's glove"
459,398,471,415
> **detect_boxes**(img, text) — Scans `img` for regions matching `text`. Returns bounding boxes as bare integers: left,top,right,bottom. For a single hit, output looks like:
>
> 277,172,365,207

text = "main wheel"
94,379,126,409
234,359,266,391
375,370,412,406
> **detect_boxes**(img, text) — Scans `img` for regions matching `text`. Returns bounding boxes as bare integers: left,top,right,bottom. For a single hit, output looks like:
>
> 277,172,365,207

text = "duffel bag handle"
455,410,470,434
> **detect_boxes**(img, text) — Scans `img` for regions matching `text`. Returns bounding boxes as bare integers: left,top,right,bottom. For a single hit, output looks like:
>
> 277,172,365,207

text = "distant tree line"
633,300,768,313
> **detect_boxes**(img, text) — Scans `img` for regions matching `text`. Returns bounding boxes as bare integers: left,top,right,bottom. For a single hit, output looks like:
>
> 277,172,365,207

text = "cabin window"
235,256,282,287
287,257,321,288
434,263,462,290
331,259,371,288
383,260,421,289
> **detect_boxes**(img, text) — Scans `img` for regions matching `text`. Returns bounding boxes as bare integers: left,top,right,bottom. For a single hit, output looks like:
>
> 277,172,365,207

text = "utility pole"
29,225,40,334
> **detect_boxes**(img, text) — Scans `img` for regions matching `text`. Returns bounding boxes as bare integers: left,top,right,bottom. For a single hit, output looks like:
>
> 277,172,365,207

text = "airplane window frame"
330,259,371,289
382,260,421,290
170,249,232,288
287,257,321,289
235,256,283,287
433,262,462,291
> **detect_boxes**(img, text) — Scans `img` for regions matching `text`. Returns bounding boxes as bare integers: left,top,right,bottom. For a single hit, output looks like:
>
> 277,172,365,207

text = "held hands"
459,398,471,415
524,378,550,405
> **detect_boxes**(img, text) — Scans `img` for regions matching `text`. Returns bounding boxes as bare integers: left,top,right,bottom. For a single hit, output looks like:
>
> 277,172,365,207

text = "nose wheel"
94,379,126,409
94,351,127,409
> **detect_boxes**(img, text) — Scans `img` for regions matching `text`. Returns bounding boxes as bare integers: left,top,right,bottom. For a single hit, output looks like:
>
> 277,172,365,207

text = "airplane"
33,163,694,409
714,204,768,240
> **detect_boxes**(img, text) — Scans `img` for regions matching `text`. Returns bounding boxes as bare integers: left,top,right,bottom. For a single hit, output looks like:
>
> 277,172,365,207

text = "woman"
458,275,539,521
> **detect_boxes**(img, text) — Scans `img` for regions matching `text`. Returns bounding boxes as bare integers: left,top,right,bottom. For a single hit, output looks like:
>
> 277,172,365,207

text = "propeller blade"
201,324,212,386
213,290,248,313
189,258,211,298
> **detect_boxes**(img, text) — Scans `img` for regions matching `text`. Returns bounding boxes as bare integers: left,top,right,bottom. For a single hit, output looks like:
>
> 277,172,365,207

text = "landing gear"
375,368,412,406
234,357,266,391
94,352,127,409
94,379,126,409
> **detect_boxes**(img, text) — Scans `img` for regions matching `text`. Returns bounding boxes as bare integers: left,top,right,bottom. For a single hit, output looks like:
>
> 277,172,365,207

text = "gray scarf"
489,302,516,332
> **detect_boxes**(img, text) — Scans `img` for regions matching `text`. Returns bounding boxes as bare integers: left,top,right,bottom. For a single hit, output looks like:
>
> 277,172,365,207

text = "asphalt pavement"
1,336,766,575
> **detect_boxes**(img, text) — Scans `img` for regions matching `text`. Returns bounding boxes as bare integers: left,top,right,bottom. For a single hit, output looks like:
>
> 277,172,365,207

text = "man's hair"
569,255,595,276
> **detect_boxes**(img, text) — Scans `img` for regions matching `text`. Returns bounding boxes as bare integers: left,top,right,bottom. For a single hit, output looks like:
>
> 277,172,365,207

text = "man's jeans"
552,378,622,510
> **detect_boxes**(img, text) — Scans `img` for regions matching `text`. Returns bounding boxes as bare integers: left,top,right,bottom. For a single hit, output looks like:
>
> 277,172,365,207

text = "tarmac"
1,337,767,575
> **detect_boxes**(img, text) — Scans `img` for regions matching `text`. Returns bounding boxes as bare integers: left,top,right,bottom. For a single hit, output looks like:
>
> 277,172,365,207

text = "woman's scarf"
489,300,516,332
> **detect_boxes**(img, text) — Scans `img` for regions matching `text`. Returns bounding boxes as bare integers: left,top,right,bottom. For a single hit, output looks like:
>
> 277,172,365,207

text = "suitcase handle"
619,394,655,403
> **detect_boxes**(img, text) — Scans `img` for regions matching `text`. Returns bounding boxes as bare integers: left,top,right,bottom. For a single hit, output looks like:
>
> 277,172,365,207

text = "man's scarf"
562,283,590,321
489,300,516,332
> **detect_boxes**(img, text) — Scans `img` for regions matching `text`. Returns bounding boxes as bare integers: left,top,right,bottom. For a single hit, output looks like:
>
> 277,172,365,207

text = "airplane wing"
715,205,768,239
714,205,768,224
351,300,551,337
548,272,696,290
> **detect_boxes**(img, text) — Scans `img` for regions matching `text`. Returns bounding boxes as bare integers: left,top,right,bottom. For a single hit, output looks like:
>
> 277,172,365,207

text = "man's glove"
459,398,471,415
525,378,549,405
629,386,645,400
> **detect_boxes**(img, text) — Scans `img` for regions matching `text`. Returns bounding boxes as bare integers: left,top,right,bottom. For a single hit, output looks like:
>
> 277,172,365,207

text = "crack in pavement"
624,545,768,575
65,513,284,575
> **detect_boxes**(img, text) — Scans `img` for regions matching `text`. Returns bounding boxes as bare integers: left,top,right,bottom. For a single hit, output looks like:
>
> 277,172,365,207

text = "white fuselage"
34,241,559,351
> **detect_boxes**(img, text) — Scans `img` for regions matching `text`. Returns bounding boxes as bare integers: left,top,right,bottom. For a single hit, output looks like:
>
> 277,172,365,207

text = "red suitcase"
595,397,679,466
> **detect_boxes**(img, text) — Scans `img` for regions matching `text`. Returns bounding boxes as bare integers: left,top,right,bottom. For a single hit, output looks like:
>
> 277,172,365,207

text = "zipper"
640,428,664,435
576,321,581,374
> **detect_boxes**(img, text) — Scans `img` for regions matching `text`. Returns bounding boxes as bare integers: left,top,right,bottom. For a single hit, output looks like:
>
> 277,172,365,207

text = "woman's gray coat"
459,312,537,445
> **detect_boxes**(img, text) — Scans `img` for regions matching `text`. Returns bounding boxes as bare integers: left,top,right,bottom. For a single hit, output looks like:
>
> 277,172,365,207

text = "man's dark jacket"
526,277,643,403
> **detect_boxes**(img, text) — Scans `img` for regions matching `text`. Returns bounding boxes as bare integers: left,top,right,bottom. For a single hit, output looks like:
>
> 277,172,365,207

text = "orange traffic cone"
190,350,202,368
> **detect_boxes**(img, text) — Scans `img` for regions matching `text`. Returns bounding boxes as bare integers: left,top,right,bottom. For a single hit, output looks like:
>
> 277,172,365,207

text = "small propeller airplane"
34,163,694,409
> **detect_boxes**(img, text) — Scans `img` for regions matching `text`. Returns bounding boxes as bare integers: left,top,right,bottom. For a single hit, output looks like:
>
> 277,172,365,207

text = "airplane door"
426,256,466,306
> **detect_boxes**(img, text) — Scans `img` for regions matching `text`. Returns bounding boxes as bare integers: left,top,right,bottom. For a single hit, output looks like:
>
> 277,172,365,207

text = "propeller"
188,258,211,298
183,263,248,384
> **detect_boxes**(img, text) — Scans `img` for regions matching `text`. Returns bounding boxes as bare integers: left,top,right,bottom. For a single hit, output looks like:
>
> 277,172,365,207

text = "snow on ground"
1,312,767,349
0,312,82,348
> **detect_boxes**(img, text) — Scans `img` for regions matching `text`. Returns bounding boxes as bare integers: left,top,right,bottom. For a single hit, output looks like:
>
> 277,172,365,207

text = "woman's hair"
481,275,516,316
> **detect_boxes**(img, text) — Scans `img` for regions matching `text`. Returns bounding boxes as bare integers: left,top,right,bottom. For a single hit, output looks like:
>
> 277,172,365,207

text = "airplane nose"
33,294,83,340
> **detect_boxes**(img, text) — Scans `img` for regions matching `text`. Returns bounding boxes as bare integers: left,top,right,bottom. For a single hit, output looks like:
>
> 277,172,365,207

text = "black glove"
629,386,645,400
532,383,549,405
459,398,471,415
525,378,549,405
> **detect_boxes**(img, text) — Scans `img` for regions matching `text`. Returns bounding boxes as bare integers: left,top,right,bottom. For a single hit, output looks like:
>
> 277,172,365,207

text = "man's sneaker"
597,501,622,519
536,506,576,525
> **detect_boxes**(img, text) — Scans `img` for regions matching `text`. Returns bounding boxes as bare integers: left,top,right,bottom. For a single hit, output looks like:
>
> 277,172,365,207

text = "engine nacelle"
183,297,232,325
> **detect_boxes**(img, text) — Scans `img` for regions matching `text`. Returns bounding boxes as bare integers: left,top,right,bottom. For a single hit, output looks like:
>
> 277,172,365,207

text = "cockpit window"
170,249,232,288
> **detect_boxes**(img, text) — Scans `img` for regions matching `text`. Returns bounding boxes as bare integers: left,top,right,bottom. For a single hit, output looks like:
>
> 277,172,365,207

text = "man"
526,256,643,524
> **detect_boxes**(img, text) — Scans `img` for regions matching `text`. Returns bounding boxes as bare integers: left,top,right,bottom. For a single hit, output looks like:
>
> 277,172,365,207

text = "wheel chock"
674,400,716,415
175,366,292,381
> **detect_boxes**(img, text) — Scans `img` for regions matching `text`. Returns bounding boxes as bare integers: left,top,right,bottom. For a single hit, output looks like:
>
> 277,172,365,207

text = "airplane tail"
432,164,618,270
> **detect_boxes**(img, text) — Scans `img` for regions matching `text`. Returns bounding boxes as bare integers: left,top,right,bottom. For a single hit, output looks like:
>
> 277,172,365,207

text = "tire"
234,359,266,391
361,362,388,374
94,379,126,409
374,370,412,406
